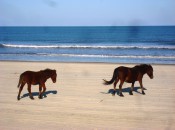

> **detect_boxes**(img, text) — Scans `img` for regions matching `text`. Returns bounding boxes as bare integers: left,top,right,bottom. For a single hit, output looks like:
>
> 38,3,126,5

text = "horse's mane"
134,64,153,73
135,64,150,67
40,68,52,72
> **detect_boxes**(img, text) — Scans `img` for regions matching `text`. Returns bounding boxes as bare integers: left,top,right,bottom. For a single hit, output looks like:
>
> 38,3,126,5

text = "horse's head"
146,64,154,79
51,70,57,83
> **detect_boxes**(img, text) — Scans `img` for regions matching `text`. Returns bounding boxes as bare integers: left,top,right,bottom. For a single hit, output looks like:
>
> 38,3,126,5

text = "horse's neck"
42,71,51,79
134,66,147,75
139,67,147,75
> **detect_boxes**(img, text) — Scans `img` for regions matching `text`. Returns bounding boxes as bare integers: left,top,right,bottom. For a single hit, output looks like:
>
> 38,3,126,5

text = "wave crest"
1,53,175,59
1,43,175,50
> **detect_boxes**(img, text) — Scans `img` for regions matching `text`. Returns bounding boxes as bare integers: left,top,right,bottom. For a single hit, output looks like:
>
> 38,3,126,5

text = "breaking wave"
0,53,175,59
1,43,175,50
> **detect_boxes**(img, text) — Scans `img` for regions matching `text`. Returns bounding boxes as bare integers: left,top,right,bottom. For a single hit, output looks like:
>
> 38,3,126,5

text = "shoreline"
1,60,174,66
0,61,175,130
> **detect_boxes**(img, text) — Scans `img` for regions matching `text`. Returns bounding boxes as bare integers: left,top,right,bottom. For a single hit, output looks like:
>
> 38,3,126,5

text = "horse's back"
115,66,130,78
23,70,41,75
117,66,130,74
21,71,41,83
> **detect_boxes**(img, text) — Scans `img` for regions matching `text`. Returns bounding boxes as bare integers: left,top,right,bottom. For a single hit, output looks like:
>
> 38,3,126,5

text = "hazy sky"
0,0,175,26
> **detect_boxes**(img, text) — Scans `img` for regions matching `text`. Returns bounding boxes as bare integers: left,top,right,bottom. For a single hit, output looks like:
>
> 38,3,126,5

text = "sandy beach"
0,61,175,130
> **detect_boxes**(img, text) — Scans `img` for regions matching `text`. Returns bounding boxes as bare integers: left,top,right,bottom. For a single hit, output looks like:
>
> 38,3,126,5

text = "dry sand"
0,61,175,130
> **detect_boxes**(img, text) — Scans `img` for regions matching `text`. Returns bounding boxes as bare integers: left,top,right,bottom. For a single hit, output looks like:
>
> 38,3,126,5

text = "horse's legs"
39,83,46,99
119,80,124,97
17,83,25,100
112,78,119,96
129,82,135,95
139,80,145,95
27,84,34,100
38,84,42,99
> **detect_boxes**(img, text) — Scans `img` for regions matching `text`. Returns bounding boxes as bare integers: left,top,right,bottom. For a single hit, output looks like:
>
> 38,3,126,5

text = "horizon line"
0,25,175,27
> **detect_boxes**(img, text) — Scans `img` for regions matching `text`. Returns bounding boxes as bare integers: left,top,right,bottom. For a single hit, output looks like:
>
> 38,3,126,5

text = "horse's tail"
103,68,118,85
17,75,23,88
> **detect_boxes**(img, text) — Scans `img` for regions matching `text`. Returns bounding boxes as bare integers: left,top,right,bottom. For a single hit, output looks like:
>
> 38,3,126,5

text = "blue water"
0,26,175,64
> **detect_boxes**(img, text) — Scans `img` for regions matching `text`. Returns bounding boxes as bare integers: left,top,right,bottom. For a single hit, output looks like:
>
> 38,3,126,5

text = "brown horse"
103,64,153,96
17,69,57,100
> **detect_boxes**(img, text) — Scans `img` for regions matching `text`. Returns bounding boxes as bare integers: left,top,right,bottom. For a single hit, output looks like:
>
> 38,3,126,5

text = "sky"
0,0,175,26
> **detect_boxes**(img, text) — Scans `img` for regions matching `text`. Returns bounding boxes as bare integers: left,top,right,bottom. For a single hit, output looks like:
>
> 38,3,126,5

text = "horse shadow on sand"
101,87,147,96
21,90,57,99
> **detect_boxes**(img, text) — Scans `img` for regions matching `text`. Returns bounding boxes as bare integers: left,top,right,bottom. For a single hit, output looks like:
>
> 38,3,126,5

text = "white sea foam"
1,43,175,50
36,53,175,59
1,53,174,59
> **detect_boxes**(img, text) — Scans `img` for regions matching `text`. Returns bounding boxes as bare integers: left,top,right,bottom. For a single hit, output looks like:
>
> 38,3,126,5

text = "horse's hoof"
38,95,43,99
38,96,43,99
142,91,145,95
30,97,34,100
129,91,133,95
119,93,124,97
17,96,20,100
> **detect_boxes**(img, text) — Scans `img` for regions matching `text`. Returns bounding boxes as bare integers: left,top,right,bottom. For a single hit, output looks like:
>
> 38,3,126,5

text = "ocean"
0,26,175,64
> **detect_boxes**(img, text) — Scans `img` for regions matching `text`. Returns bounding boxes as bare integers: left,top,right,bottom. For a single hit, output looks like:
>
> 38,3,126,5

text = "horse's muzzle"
53,80,56,83
52,79,56,83
150,75,154,79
